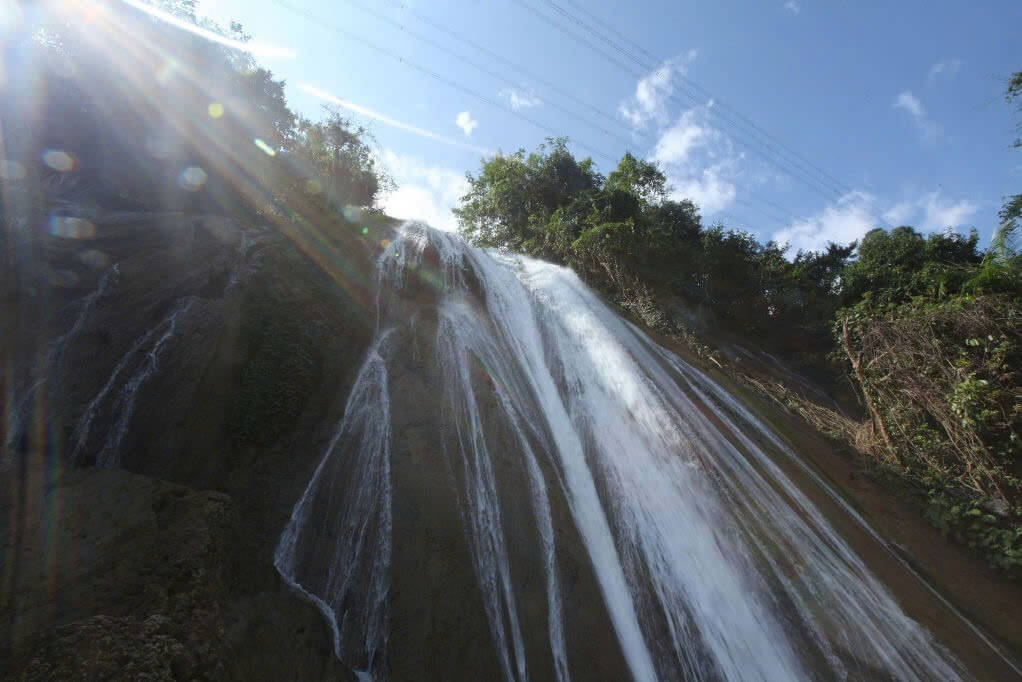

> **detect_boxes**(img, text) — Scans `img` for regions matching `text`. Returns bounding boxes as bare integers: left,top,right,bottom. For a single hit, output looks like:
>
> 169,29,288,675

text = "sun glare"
116,0,296,58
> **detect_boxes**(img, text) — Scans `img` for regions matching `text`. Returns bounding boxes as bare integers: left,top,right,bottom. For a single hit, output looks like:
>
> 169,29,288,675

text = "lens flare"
117,0,296,58
49,216,97,239
342,204,362,223
207,102,224,118
253,138,276,156
178,166,207,191
42,150,75,172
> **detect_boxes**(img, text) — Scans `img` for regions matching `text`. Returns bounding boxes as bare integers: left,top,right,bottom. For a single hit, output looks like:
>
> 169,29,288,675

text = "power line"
555,0,866,202
375,0,803,225
517,0,847,203
270,0,806,230
517,0,891,228
385,0,805,225
533,0,893,228
334,0,636,149
269,0,620,165
388,0,626,131
539,0,851,201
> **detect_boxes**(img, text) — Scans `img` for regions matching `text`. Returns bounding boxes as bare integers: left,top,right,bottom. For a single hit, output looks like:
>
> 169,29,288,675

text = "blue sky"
194,0,1019,250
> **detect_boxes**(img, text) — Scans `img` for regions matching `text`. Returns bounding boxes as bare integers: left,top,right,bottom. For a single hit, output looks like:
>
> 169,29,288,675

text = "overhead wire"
555,0,872,203
515,0,896,229
270,0,807,229
387,0,627,131
334,0,636,149
515,0,849,205
378,0,801,224
269,0,620,165
533,0,893,227
539,0,851,200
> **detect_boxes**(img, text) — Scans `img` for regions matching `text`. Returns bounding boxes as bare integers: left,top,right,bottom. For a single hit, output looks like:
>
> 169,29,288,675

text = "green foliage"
840,226,981,304
283,110,388,210
458,140,856,356
1008,70,1022,150
1,1,384,218
925,494,1022,572
837,294,1021,572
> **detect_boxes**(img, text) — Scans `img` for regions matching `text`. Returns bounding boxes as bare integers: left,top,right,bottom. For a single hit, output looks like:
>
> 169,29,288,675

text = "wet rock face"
2,208,382,680
1,462,235,679
0,459,353,681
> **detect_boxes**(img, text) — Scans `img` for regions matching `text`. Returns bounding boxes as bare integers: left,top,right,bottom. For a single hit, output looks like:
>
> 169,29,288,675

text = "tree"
839,226,980,304
286,111,384,209
998,71,1022,250
455,138,601,254
2,0,383,219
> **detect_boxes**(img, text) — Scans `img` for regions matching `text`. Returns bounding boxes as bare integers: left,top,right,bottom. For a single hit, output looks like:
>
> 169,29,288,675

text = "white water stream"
4,264,119,460
276,222,974,681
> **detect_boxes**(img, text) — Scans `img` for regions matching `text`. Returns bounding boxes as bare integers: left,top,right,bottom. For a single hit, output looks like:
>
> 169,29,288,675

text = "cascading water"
4,263,119,460
70,298,193,467
277,221,986,681
275,331,394,678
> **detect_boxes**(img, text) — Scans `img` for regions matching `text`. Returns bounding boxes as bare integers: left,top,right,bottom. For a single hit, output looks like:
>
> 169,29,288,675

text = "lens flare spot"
208,102,224,118
42,150,75,172
178,166,207,191
253,138,276,156
305,179,322,194
0,159,26,180
49,216,97,239
380,239,390,249
361,226,369,235
342,204,363,223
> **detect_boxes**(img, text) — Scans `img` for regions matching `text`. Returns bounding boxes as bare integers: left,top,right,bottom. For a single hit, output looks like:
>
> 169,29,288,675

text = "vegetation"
457,76,1022,571
4,0,1020,573
1,0,387,224
456,141,851,360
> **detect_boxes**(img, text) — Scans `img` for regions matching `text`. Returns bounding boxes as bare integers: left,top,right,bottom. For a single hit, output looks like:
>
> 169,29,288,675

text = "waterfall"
278,222,969,681
4,264,119,460
275,331,394,677
70,298,192,468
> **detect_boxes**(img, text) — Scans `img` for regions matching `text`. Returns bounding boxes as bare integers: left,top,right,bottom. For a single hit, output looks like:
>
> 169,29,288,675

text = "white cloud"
927,58,962,84
883,200,915,225
619,50,698,129
378,150,470,232
652,109,711,166
773,191,879,256
893,91,924,118
884,192,979,231
893,90,942,144
499,87,542,111
783,0,800,14
919,192,978,231
650,103,741,217
670,163,737,215
774,189,980,258
302,84,491,154
455,110,478,137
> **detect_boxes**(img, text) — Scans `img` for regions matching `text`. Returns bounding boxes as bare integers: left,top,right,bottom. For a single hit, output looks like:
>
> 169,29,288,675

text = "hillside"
2,2,1022,680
